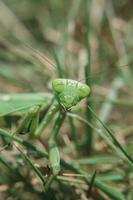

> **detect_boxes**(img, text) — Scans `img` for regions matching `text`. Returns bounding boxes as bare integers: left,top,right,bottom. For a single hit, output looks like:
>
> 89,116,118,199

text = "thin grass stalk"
84,0,93,154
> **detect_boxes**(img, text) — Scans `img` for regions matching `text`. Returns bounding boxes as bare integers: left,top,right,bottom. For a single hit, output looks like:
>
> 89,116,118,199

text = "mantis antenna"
78,63,131,83
21,41,57,71
19,40,132,84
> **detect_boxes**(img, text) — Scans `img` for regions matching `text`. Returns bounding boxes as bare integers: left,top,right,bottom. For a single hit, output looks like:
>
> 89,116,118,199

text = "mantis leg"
0,105,40,151
16,99,59,138
3,105,41,149
34,99,60,137
15,105,40,137
44,111,66,192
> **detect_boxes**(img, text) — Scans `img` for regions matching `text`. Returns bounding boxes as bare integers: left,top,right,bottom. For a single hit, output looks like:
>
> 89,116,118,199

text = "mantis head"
52,79,90,110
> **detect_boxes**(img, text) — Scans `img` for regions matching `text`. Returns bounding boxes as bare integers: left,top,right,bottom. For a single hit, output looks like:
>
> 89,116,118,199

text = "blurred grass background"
0,0,133,199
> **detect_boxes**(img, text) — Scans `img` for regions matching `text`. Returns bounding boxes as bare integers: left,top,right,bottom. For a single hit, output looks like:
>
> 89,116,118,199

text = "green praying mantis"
0,44,132,193
0,45,91,191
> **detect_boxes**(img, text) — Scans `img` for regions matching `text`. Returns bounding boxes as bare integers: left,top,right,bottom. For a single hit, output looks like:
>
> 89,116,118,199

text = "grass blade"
88,105,133,165
15,145,46,186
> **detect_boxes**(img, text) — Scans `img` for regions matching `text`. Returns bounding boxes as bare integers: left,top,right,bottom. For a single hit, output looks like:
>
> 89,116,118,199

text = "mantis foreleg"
15,105,40,137
3,105,41,149
44,111,66,192
34,99,60,137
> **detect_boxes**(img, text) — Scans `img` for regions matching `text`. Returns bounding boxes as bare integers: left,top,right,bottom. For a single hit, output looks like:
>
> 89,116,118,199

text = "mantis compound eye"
78,83,90,99
52,79,65,93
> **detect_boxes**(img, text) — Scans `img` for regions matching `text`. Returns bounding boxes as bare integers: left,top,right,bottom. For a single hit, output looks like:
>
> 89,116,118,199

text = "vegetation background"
0,0,132,199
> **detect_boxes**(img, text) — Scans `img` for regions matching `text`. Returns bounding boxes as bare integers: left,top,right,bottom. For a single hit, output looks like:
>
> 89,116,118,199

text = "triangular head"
52,79,90,110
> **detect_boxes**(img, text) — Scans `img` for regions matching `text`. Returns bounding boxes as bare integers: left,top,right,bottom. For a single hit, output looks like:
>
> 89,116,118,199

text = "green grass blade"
87,170,97,197
84,0,93,154
73,154,120,165
88,105,133,165
53,51,64,78
15,145,46,186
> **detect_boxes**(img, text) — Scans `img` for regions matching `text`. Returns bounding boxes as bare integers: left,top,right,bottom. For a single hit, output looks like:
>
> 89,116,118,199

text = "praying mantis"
0,45,91,191
0,43,132,196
